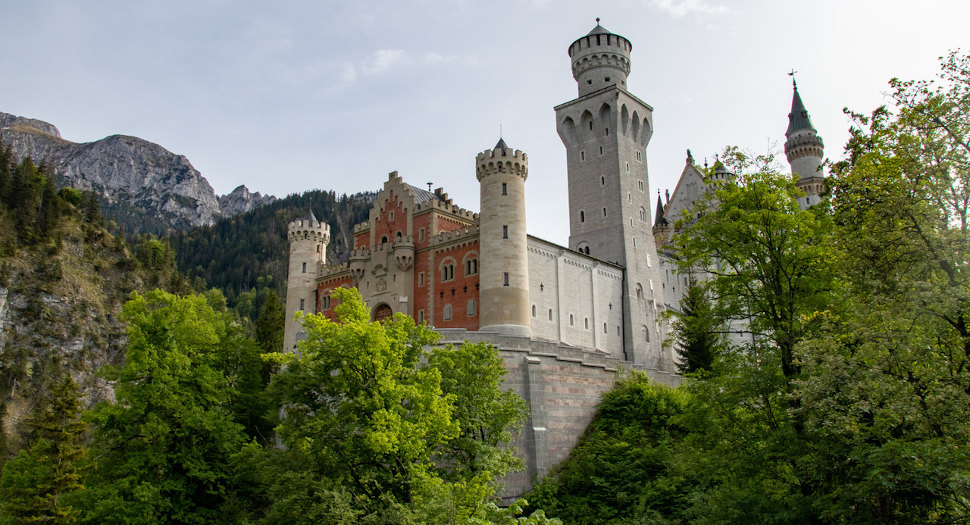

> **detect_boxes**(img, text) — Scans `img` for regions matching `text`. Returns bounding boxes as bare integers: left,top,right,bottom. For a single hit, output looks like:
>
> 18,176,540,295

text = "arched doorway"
373,303,393,323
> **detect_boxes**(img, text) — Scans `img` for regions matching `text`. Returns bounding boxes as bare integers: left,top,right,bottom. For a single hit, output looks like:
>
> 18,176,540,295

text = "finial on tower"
427,182,433,191
788,68,798,89
596,17,600,24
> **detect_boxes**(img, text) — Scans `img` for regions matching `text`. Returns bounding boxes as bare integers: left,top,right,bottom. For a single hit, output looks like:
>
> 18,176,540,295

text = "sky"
3,0,968,244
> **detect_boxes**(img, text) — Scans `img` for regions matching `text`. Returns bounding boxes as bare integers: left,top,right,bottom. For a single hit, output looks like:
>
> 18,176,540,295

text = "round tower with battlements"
284,210,330,352
784,79,825,209
569,18,633,97
476,139,531,337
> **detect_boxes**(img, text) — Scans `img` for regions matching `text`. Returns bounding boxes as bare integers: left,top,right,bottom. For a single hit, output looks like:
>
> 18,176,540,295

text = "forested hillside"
0,147,195,457
168,189,374,304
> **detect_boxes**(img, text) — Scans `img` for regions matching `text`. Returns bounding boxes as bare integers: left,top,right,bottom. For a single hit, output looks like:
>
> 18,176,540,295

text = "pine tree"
0,375,87,524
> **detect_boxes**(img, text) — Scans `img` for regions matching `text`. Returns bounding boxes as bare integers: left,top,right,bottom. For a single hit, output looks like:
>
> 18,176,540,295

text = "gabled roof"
406,184,444,205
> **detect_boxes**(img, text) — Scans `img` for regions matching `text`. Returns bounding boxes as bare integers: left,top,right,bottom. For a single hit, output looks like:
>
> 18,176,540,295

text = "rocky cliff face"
219,184,276,218
0,112,275,233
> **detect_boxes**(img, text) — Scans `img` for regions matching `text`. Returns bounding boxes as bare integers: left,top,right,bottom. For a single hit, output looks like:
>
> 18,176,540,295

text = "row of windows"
578,206,648,224
579,148,645,162
530,305,622,336
436,256,479,283
417,299,477,323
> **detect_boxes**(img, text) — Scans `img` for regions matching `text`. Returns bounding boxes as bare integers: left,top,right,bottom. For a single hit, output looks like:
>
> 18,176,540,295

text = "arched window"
639,207,647,222
636,283,643,299
603,322,608,333
380,235,388,246
584,318,589,329
302,262,307,273
642,325,650,342
569,314,574,326
464,256,478,276
443,304,452,321
532,305,536,317
548,309,553,321
441,261,455,281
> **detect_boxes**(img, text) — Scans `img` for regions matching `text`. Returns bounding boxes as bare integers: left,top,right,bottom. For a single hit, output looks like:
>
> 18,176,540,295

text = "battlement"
476,149,529,182
288,218,330,243
429,224,480,247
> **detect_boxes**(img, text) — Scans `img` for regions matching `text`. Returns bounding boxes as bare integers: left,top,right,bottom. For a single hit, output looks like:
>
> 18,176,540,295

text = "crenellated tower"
555,20,669,368
784,78,825,209
284,210,330,351
476,139,531,336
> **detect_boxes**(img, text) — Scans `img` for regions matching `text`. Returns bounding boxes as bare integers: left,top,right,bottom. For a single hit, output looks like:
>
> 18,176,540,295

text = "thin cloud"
360,49,407,75
651,0,728,17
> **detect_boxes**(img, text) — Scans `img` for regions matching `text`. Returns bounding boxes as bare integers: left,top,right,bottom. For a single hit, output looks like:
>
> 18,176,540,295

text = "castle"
283,21,824,496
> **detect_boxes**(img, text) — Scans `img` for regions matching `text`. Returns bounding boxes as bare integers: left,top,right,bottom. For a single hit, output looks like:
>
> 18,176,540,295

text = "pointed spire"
494,137,509,154
588,17,609,35
654,192,668,227
786,84,817,136
303,208,317,224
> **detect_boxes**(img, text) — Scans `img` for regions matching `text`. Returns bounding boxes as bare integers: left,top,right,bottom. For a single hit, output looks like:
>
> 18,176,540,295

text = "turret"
568,18,633,97
784,78,825,209
476,139,531,336
283,210,330,351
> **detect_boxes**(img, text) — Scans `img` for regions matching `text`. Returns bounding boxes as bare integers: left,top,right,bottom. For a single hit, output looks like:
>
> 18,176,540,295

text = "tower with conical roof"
555,20,669,368
784,78,825,209
477,138,531,336
284,210,330,351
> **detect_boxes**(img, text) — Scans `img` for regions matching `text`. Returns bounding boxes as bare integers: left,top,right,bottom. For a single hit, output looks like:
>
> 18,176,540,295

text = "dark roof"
302,209,317,224
407,184,444,205
786,87,816,136
588,23,610,35
654,194,668,227
494,137,509,153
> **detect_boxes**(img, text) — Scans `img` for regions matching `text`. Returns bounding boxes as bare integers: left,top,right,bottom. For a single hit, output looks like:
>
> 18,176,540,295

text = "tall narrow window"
532,305,537,317
580,210,585,223
302,262,307,273
581,151,585,161
443,304,452,321
467,299,477,317
602,207,607,217
548,309,553,321
503,272,509,286
418,272,425,286
502,225,508,238
599,146,603,155
300,299,305,311
601,176,605,186
418,310,424,323
502,183,507,195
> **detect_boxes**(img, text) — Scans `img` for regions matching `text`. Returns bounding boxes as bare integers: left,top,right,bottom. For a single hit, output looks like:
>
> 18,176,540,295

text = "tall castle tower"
784,78,825,209
476,139,531,337
555,20,669,367
284,210,330,351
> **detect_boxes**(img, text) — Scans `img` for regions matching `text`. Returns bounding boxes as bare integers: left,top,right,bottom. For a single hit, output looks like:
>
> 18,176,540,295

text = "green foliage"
668,279,725,374
77,290,249,524
673,157,835,380
254,289,284,354
0,375,87,524
527,373,693,524
256,288,531,523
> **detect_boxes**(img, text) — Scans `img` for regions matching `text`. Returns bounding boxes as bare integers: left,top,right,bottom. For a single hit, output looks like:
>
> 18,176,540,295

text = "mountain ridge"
0,112,275,234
